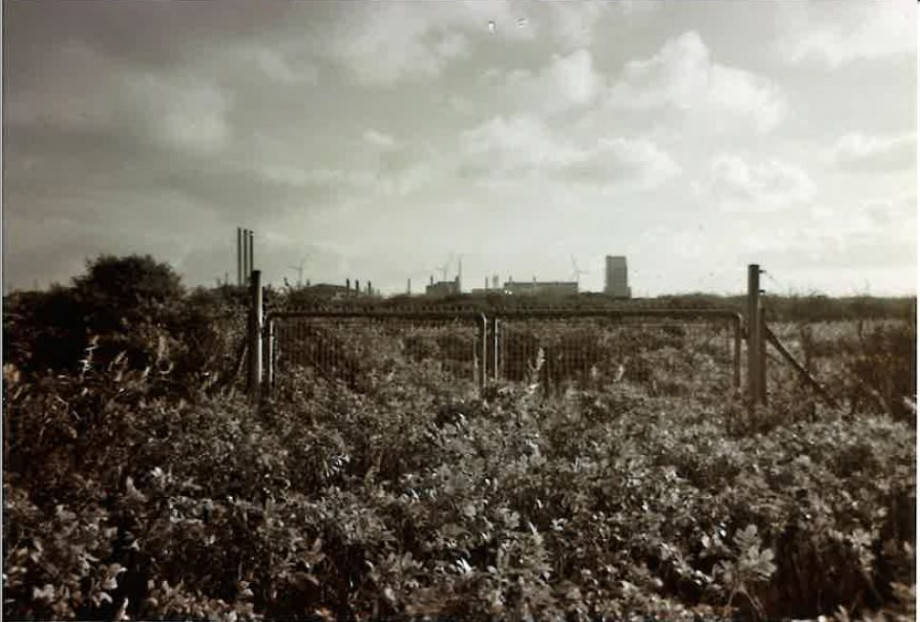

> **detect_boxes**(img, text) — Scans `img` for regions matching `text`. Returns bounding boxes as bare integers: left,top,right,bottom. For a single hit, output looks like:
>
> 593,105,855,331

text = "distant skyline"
3,1,917,296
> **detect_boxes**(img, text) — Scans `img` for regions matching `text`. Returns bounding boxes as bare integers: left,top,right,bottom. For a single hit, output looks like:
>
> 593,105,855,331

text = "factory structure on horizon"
466,274,575,297
425,275,461,297
228,229,629,299
426,255,631,298
604,255,631,298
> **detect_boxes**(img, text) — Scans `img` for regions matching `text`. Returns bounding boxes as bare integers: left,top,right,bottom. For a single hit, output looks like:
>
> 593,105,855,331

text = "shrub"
4,281,916,620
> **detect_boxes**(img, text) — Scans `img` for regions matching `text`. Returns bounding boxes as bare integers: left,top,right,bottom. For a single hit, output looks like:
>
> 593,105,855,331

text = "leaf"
32,584,55,602
125,477,146,503
733,524,759,550
102,564,126,590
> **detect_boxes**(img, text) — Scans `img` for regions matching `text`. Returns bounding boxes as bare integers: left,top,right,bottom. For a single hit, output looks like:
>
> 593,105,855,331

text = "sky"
3,0,917,297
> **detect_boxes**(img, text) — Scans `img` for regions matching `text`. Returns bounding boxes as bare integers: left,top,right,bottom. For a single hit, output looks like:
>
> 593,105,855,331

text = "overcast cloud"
3,0,916,296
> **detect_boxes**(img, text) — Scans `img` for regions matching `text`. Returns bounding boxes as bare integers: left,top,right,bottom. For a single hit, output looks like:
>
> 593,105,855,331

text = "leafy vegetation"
3,256,916,620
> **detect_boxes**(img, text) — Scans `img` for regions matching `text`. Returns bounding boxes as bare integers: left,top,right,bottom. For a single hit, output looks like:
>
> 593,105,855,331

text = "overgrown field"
3,256,916,620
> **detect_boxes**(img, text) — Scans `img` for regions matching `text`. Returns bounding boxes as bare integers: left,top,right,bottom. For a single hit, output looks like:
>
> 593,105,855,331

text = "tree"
73,254,183,310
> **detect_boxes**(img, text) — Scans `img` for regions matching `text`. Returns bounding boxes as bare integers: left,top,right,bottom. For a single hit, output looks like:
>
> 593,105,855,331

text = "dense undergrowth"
3,256,917,620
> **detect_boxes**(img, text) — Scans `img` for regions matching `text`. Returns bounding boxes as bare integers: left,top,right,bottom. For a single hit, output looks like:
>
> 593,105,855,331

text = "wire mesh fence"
494,316,740,397
267,310,487,391
263,308,741,399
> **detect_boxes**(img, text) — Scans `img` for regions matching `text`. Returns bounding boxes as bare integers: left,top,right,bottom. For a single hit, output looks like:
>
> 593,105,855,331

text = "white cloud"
434,31,471,60
545,2,605,50
362,129,400,150
860,195,917,227
461,114,582,174
606,32,787,133
250,48,318,85
778,0,915,67
129,75,232,154
459,114,679,190
259,164,310,187
6,41,235,156
323,1,532,87
700,153,815,212
829,132,916,172
325,4,466,86
300,168,376,188
504,48,603,114
811,195,917,243
564,137,681,190
4,42,128,131
450,1,537,41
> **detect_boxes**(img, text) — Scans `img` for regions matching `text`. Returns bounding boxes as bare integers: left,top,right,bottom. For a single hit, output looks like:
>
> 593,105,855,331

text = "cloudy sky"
3,1,917,296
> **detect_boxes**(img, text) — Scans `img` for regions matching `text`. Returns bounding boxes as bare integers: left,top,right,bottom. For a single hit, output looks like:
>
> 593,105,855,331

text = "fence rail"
260,306,741,398
264,309,488,393
491,310,740,396
246,265,827,407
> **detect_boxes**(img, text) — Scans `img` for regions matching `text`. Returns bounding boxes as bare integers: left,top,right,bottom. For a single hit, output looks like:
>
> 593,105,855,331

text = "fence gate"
263,309,488,394
243,266,789,404
488,309,742,397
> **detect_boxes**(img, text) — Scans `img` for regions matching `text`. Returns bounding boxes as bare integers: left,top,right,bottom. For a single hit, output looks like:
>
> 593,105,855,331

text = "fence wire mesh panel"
494,311,741,398
267,310,486,393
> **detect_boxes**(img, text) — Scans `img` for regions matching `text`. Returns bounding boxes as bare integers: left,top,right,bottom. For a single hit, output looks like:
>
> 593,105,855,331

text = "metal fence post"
747,264,764,404
478,314,488,394
759,304,767,405
491,317,501,382
732,314,742,391
263,316,274,396
249,270,263,401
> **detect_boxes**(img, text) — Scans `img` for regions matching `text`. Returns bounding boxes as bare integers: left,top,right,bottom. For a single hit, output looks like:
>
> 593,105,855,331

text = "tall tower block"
604,256,630,298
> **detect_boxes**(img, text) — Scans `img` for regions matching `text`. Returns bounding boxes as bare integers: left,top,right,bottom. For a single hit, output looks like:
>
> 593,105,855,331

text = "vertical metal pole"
759,305,768,405
478,314,488,394
242,230,249,285
237,228,243,286
747,264,763,404
249,270,263,401
248,230,254,276
263,316,274,395
491,317,501,381
732,315,742,391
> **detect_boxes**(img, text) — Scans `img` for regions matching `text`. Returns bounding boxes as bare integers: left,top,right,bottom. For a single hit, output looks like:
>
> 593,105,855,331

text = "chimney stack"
237,229,255,286
248,231,254,279
237,228,243,286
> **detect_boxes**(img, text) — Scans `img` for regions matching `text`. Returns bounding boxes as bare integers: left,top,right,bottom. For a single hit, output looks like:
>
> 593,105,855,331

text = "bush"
4,255,248,395
4,277,916,620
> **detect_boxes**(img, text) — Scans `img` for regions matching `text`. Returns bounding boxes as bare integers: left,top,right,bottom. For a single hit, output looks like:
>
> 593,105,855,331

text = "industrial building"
503,279,578,296
297,279,378,299
604,256,631,298
470,275,503,296
425,276,460,297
